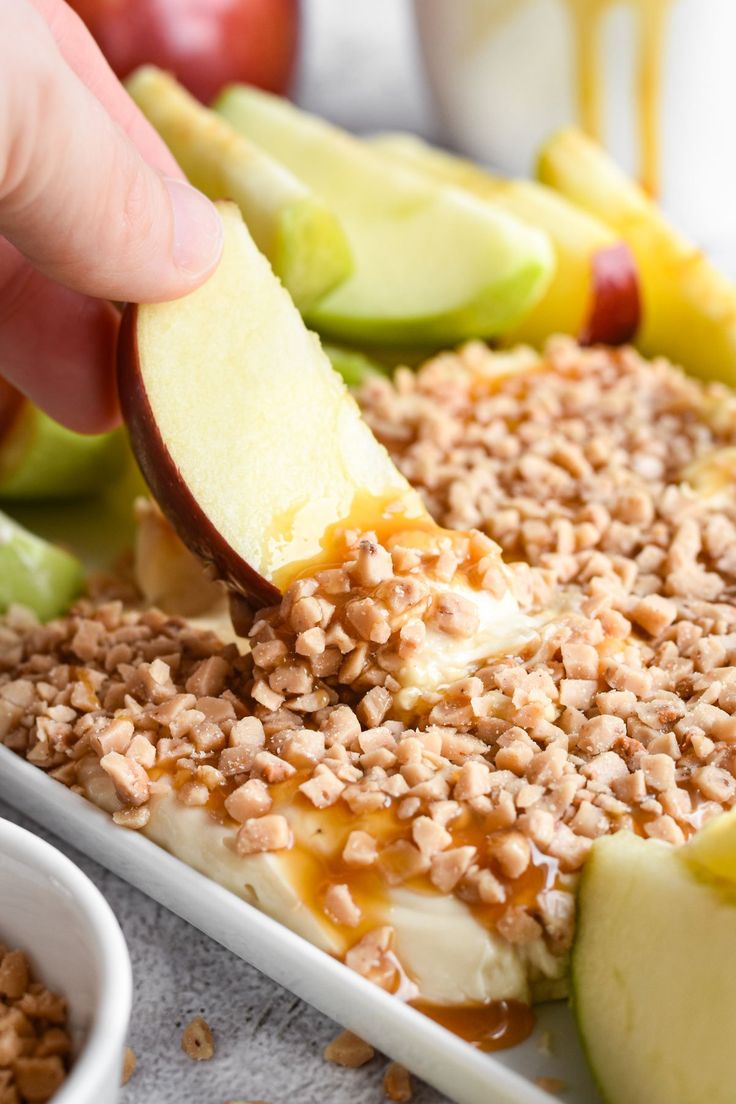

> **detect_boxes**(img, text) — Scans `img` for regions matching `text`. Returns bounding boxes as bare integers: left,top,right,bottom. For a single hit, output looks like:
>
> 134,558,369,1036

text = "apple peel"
580,242,640,346
118,202,424,607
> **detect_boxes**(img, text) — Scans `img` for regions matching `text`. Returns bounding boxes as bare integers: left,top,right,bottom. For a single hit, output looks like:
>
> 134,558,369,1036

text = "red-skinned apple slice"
580,243,641,346
117,202,426,607
538,128,736,383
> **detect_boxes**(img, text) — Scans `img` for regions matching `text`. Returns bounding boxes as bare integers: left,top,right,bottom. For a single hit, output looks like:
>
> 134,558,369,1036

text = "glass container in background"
413,0,736,249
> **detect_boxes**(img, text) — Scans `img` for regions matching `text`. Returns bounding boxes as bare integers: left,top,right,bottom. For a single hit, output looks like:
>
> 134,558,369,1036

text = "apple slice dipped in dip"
118,201,424,607
118,201,533,681
112,201,545,1035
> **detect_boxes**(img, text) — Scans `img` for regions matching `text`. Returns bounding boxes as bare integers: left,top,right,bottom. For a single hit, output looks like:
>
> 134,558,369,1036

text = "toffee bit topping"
4,340,736,964
535,1076,566,1094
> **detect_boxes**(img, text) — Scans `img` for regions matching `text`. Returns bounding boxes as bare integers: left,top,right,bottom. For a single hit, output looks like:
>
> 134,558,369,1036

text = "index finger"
27,0,183,179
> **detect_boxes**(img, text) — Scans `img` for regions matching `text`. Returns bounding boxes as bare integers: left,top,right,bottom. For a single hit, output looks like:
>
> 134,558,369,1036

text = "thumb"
0,1,223,303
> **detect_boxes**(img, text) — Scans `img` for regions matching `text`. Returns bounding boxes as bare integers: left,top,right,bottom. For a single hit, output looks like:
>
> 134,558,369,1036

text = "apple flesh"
538,128,736,384
682,805,736,883
118,202,426,606
372,133,640,349
68,0,299,104
573,829,736,1104
126,67,352,312
215,86,554,346
0,396,126,501
134,499,226,617
0,511,83,621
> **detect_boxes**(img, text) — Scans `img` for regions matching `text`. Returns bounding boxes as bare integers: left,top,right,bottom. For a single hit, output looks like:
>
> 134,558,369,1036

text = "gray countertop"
0,4,448,1102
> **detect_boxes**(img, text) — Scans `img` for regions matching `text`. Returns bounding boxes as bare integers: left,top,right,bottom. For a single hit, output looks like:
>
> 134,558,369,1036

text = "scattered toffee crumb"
323,1030,375,1068
181,1016,215,1061
121,1046,136,1085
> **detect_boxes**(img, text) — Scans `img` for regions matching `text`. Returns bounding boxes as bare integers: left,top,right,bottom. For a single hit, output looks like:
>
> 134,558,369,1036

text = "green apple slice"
0,511,83,620
214,86,554,345
538,127,736,384
0,401,126,501
373,132,640,349
573,830,736,1104
126,67,352,311
323,344,386,388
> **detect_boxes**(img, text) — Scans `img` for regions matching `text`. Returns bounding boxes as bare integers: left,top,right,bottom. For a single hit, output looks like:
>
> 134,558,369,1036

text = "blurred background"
67,0,736,257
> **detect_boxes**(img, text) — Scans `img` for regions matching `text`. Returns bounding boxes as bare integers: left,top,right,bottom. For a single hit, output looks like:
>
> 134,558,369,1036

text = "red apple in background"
68,0,299,103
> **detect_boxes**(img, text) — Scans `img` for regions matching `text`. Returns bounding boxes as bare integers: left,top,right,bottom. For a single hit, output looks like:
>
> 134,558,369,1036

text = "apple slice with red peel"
134,499,226,618
118,202,426,607
538,128,736,383
580,242,641,346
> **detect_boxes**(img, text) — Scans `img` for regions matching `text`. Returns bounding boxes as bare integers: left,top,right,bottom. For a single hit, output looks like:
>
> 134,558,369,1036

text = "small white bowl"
0,817,132,1104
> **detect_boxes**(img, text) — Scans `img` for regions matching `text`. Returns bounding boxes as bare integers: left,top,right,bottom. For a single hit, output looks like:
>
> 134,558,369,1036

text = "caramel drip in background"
563,0,675,195
466,0,675,196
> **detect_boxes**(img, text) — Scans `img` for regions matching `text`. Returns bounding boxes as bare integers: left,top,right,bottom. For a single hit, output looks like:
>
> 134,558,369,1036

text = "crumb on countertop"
181,1016,215,1062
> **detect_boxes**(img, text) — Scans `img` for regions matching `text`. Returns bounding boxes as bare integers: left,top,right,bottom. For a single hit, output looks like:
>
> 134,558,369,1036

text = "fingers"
24,0,182,179
0,238,120,433
0,0,223,304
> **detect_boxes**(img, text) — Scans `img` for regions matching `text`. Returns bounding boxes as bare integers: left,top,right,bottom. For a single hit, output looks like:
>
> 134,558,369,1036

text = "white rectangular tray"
0,746,599,1104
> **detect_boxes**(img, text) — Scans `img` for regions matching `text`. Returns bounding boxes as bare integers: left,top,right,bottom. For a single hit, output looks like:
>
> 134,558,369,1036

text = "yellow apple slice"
373,132,640,349
574,831,736,1104
117,202,427,606
682,806,736,883
126,67,352,312
538,127,736,384
214,85,554,346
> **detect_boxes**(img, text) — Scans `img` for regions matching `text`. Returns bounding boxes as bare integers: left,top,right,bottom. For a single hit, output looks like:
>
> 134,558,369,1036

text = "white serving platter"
0,745,600,1104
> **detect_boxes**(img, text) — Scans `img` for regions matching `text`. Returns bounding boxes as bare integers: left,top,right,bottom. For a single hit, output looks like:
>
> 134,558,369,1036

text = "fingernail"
165,177,224,278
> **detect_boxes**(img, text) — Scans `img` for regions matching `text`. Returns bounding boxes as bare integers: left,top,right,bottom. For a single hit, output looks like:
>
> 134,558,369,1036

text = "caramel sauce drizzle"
412,998,536,1053
563,0,675,196
156,757,557,1048
271,489,437,591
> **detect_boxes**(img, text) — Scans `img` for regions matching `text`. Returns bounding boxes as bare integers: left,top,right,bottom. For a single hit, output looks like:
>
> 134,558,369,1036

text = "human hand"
0,0,224,433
